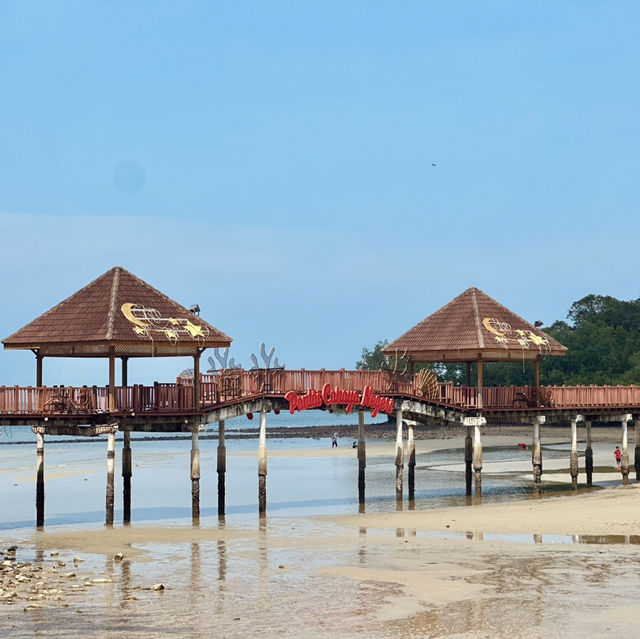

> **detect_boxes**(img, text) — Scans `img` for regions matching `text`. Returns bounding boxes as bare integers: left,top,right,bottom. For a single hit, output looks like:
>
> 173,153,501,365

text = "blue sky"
1,1,639,386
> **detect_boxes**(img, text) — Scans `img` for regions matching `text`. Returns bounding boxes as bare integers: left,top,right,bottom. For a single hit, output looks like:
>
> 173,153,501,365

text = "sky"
1,1,639,386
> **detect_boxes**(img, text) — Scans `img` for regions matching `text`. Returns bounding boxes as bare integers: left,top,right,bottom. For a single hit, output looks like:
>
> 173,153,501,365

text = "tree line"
357,294,640,386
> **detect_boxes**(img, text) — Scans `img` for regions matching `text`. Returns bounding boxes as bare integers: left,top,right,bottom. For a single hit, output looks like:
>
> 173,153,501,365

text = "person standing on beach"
615,445,622,468
331,433,338,448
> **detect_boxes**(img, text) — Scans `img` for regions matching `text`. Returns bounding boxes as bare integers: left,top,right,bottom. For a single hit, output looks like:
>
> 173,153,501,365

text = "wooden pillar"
407,420,415,501
33,426,45,527
106,425,118,526
395,409,404,502
463,418,473,495
191,427,201,520
635,418,640,481
570,415,581,490
466,362,472,387
621,414,630,485
193,351,201,409
108,347,116,412
357,410,366,504
534,357,540,406
217,419,226,517
122,429,132,523
258,409,267,514
532,415,544,489
121,356,129,387
473,418,485,495
35,351,43,387
585,420,593,487
477,357,483,409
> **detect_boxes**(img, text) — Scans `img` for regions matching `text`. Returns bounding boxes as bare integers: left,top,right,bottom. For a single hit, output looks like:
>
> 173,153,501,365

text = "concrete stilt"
472,417,485,495
217,419,226,517
407,420,415,501
621,414,631,485
191,428,201,520
122,429,132,523
357,411,366,504
106,426,117,526
532,416,544,489
585,420,593,487
635,418,640,481
258,409,267,514
464,424,473,496
33,427,45,528
395,409,404,503
569,415,581,490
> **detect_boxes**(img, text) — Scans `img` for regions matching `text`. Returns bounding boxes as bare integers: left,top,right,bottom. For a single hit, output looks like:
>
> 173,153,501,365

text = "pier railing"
2,371,640,417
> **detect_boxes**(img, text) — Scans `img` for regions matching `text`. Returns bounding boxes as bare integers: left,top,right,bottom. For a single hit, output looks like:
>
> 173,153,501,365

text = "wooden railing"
2,372,640,417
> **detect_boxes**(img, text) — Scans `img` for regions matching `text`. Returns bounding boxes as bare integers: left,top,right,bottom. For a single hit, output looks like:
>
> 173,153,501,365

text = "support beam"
191,428,201,520
621,414,631,485
106,425,118,526
407,420,415,501
569,415,582,490
217,419,226,517
395,409,404,502
35,351,43,387
532,415,544,489
635,418,640,481
534,358,540,407
193,351,202,409
108,347,116,412
585,420,593,487
122,429,132,523
357,410,366,504
477,358,484,409
33,426,45,527
258,409,267,514
121,356,129,387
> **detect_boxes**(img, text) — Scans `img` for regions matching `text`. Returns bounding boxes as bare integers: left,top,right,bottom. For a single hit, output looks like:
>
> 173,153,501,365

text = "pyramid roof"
2,266,232,358
383,287,566,363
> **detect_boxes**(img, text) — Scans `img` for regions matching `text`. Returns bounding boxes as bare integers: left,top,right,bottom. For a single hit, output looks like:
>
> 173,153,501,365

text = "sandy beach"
2,430,639,638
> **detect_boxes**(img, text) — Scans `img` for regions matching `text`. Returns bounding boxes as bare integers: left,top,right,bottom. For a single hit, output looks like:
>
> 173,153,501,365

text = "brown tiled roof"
383,287,567,362
2,266,232,357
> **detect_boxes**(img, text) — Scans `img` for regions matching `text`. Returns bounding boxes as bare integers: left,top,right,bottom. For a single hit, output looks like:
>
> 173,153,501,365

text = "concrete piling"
407,420,415,501
585,420,593,487
395,409,404,502
34,427,45,528
258,409,267,514
569,415,581,490
357,411,366,503
106,426,117,526
122,429,132,523
217,419,226,517
532,416,544,489
191,428,201,520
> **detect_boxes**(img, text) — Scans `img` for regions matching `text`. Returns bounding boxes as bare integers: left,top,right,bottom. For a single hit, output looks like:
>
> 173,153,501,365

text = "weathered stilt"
217,419,226,517
191,427,201,520
532,415,544,490
407,420,415,501
462,418,474,495
395,409,404,503
569,415,581,490
357,410,366,503
258,409,267,514
106,425,118,526
585,420,593,487
33,426,45,527
122,429,132,523
635,418,640,481
471,417,485,495
621,414,631,485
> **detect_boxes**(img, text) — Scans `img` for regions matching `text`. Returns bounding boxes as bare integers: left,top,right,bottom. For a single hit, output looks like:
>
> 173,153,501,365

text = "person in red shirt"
615,446,622,468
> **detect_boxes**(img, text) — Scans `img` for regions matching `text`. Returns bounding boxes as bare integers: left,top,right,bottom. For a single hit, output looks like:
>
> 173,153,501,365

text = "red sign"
284,383,394,418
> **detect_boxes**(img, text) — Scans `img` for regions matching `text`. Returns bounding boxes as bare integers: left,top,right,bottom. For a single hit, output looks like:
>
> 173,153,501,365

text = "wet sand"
2,431,639,638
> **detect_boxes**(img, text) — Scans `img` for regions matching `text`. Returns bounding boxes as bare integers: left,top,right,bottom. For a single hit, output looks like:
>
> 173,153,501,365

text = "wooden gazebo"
383,287,567,408
2,266,232,409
